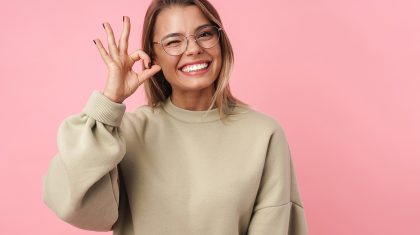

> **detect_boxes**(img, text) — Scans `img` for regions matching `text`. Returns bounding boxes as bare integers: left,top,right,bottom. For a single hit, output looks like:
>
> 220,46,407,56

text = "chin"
179,79,215,91
173,74,215,91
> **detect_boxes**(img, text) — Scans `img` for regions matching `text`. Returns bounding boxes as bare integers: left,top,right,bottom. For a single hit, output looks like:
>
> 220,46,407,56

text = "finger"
129,49,152,69
118,16,130,53
102,22,119,59
137,65,162,84
93,39,113,65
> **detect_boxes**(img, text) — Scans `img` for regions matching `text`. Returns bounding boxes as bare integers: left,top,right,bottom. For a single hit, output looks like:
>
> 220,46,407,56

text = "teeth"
181,62,209,72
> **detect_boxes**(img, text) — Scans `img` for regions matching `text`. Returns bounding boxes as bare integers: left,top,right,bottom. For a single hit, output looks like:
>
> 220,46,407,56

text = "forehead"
154,5,210,39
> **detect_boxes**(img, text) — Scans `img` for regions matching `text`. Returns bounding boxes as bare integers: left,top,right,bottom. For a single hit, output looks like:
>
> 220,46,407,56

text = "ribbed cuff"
82,90,126,127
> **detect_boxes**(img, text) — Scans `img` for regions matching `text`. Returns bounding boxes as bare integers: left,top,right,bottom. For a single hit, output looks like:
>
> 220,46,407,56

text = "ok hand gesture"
93,16,161,103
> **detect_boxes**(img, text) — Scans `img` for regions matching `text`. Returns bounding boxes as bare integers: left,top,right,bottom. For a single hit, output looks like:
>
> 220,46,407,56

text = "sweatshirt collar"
162,96,221,123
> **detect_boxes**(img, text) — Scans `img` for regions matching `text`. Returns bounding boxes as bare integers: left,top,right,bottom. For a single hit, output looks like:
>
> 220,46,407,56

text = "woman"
42,0,308,234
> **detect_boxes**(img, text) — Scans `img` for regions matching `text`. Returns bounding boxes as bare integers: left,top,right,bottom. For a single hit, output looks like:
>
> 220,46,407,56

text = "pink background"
1,0,419,234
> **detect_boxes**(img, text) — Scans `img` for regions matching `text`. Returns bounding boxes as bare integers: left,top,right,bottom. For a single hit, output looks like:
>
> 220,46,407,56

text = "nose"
184,35,203,55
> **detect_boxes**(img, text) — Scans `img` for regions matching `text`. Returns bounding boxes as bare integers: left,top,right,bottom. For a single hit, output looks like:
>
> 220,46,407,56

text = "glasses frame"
153,25,223,56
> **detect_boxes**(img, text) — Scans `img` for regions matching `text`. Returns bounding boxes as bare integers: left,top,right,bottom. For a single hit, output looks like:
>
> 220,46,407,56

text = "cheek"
213,48,222,70
214,46,222,65
159,58,179,72
159,58,181,80
154,49,178,68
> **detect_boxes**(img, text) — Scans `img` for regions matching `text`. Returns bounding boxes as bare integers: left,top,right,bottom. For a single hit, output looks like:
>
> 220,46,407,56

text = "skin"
94,17,162,104
152,5,222,111
93,6,221,110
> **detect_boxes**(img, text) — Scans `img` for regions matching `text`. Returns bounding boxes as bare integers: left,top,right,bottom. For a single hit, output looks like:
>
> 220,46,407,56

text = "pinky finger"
93,39,113,65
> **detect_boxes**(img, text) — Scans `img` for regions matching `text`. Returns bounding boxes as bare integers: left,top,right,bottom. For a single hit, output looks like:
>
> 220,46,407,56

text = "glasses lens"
160,26,221,56
197,26,220,48
161,35,186,56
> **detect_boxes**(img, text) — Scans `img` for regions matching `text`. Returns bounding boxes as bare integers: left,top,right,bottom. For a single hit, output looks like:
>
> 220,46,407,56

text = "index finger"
129,49,152,69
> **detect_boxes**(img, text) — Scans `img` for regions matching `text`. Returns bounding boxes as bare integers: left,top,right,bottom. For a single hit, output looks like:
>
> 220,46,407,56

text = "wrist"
102,91,124,104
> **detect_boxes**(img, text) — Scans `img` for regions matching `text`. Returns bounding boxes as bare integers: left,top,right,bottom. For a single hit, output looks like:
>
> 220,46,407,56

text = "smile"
178,61,212,77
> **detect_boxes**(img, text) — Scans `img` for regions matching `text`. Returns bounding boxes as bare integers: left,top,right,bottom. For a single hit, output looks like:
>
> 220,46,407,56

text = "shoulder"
125,104,156,120
239,107,292,155
230,104,286,135
118,104,158,132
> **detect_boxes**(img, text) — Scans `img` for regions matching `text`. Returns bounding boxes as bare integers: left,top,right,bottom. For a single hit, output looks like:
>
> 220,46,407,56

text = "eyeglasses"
153,25,223,56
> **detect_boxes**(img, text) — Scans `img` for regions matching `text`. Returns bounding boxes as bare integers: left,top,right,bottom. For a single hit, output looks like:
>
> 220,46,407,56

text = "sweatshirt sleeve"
42,90,127,231
247,124,308,235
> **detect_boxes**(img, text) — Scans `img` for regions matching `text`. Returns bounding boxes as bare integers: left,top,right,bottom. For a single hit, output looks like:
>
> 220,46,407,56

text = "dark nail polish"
123,16,125,22
102,23,105,29
93,40,96,45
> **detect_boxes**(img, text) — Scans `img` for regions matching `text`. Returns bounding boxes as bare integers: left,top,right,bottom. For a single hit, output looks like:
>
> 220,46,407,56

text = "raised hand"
93,16,161,103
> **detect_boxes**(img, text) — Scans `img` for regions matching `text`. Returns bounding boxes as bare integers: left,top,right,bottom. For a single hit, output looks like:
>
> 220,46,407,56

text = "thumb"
137,64,162,84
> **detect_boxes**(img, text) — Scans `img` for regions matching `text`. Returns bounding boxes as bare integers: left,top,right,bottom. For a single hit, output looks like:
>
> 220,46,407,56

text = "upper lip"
178,60,212,70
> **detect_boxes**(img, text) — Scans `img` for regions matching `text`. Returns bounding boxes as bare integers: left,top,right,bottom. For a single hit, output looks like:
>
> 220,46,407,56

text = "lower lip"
178,62,211,77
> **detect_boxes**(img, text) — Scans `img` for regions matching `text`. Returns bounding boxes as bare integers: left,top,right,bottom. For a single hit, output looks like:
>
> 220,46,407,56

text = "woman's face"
152,5,222,94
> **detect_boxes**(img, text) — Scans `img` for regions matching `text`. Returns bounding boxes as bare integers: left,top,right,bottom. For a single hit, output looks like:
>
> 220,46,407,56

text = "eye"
165,40,182,46
198,31,213,39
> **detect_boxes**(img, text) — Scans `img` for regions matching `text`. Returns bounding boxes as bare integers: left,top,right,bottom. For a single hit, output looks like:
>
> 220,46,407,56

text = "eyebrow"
161,23,214,39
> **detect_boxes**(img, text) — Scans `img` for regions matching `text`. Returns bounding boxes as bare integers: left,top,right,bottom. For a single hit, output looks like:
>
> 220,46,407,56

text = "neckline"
162,96,221,123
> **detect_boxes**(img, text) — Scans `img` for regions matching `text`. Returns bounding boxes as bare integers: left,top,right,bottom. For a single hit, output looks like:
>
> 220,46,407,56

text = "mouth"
178,60,212,76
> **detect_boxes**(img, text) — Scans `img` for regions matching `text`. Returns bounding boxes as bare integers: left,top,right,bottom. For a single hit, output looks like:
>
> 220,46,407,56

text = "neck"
170,86,216,111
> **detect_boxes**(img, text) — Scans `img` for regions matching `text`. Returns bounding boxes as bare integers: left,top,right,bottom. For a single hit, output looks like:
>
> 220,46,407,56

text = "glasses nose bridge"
184,33,201,49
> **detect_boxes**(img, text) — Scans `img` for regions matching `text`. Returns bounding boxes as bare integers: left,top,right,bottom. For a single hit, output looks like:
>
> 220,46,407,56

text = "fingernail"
123,16,125,22
148,62,152,68
93,40,96,45
102,23,105,29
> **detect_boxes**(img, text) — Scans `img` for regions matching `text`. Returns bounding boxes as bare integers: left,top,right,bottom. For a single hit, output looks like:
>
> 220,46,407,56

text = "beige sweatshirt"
42,90,308,235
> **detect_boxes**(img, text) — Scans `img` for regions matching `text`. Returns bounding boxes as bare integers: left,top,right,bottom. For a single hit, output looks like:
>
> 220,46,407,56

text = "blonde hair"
141,0,249,123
